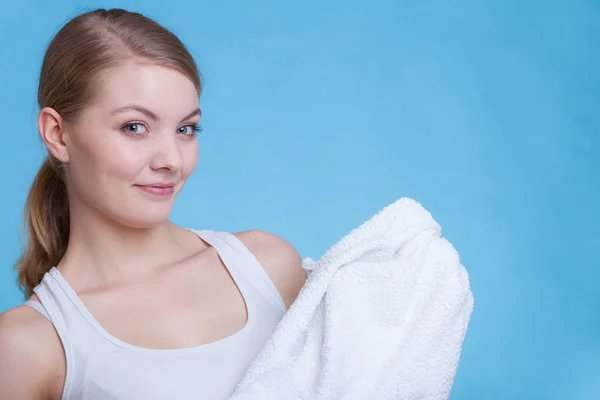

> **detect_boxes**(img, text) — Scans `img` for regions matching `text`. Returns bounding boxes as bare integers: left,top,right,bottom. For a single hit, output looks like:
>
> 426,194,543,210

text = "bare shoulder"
0,303,65,399
234,230,307,309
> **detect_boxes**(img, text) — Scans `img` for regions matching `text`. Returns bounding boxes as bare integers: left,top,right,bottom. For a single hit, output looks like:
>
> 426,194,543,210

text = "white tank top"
24,229,287,400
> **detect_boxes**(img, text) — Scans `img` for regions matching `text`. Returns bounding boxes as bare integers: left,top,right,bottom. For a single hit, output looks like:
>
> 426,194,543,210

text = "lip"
135,183,175,197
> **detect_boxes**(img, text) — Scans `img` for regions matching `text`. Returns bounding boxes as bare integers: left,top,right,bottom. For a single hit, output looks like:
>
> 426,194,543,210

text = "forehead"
91,62,199,115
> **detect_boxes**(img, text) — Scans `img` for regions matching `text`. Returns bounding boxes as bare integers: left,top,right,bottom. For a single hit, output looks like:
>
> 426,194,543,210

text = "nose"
150,133,183,172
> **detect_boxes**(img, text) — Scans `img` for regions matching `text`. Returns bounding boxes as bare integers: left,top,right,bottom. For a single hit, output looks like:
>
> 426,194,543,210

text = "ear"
38,107,70,163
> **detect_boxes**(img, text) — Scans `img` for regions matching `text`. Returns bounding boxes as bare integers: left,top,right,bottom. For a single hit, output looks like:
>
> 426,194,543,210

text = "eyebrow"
110,105,201,122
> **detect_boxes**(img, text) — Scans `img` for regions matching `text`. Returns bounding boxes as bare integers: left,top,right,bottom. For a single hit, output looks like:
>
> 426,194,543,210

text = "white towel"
230,197,474,400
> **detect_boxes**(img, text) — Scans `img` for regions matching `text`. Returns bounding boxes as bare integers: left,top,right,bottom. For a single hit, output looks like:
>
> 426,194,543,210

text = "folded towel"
230,197,474,399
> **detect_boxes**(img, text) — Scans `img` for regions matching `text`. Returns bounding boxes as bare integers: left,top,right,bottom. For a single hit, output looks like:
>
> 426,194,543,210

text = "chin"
115,209,173,229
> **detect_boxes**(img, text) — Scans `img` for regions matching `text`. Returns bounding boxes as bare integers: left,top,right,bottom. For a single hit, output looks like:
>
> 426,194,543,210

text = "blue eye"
178,124,203,136
122,123,147,135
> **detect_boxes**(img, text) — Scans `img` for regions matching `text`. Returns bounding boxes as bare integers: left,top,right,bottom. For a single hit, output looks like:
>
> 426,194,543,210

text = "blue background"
1,1,598,398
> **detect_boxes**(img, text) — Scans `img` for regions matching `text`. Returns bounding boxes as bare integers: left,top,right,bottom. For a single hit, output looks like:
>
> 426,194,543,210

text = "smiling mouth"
134,184,175,197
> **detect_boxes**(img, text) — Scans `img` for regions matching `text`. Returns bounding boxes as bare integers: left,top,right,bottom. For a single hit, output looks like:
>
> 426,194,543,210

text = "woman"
0,8,307,400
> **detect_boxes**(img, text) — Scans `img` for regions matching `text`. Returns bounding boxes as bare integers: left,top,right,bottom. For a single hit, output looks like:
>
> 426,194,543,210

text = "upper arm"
0,305,66,400
235,230,307,309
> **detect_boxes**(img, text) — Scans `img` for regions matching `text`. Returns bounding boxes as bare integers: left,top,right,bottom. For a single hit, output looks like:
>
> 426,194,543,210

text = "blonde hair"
17,8,202,296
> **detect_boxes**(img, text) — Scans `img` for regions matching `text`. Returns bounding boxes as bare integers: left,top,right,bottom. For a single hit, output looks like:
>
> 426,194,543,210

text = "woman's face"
63,62,200,228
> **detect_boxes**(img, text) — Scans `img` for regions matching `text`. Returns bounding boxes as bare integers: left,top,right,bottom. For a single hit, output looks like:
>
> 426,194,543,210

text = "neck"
57,200,197,292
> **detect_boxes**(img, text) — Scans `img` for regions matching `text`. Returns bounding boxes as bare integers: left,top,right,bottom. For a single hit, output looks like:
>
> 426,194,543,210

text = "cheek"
69,130,146,184
181,142,200,178
100,145,146,182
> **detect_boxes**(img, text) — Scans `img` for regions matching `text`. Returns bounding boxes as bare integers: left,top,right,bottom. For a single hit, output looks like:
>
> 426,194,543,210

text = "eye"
178,124,203,136
121,123,147,136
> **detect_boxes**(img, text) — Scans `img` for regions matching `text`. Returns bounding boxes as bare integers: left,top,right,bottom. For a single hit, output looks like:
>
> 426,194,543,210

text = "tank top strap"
24,298,51,320
191,229,287,314
31,272,77,399
32,272,72,333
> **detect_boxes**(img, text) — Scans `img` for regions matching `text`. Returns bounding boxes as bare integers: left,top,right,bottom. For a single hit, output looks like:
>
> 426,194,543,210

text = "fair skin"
0,61,307,399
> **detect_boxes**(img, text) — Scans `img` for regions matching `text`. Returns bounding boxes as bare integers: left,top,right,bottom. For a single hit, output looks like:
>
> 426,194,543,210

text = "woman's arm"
0,305,66,400
234,230,307,309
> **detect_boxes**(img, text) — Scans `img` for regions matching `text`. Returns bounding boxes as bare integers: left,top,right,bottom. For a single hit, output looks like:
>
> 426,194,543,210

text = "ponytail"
16,157,70,297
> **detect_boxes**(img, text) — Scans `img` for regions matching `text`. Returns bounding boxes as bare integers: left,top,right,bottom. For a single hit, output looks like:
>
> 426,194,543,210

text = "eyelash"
193,124,204,134
120,122,204,136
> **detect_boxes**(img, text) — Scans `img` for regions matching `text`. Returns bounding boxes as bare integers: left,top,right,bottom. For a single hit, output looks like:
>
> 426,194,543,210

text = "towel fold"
230,197,474,399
